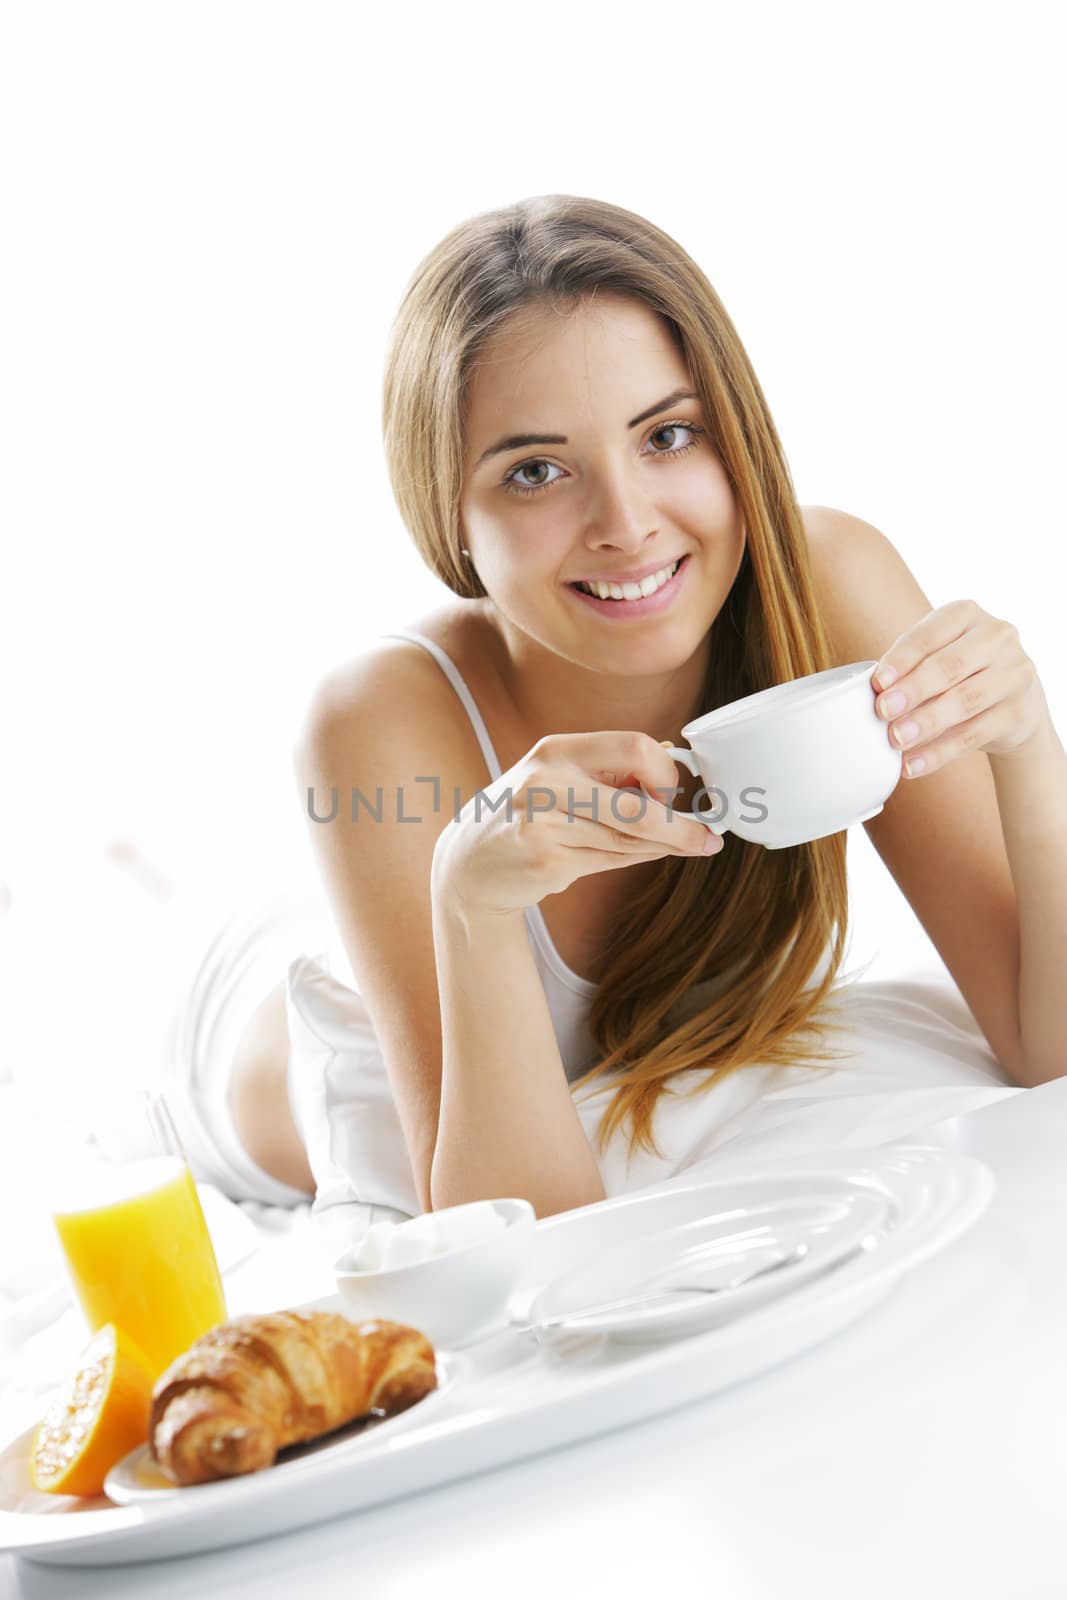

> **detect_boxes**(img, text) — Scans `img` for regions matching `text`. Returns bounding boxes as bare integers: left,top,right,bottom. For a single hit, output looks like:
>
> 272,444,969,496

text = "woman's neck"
477,601,712,748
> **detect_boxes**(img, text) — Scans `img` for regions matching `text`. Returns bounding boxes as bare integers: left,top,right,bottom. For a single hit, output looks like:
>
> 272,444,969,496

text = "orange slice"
29,1323,156,1497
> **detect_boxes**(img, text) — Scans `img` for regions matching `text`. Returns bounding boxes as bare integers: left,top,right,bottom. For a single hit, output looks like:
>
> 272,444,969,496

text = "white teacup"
665,661,902,850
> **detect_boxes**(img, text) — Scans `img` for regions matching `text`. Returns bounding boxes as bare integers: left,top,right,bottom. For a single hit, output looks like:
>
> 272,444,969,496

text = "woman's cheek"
519,506,580,563
684,494,742,568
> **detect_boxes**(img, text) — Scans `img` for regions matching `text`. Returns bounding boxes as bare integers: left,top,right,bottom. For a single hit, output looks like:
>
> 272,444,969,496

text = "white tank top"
380,631,600,1082
377,631,838,1084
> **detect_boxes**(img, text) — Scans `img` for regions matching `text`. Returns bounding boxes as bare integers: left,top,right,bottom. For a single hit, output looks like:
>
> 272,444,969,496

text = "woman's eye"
503,460,565,497
647,422,698,453
501,419,704,498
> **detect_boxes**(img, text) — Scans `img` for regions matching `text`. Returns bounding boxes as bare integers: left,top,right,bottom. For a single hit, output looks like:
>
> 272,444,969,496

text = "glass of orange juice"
48,1090,227,1380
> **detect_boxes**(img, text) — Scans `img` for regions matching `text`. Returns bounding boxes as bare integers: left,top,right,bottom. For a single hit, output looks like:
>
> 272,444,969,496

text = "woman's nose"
584,471,658,550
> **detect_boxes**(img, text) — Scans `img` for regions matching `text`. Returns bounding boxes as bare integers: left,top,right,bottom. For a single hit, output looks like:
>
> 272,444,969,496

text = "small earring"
461,548,471,558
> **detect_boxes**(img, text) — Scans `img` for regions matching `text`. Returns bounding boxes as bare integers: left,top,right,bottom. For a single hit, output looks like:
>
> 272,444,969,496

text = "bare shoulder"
799,501,896,573
295,604,473,747
292,602,495,793
797,504,932,668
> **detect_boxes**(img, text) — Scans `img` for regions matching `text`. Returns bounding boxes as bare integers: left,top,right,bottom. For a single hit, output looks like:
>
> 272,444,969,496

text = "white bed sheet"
0,957,1023,1448
289,953,1022,1262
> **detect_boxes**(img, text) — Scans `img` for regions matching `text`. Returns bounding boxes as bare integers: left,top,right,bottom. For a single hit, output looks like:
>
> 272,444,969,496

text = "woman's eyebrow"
473,388,700,469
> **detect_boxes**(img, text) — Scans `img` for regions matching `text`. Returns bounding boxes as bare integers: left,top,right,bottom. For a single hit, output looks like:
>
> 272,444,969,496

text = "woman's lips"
567,554,690,618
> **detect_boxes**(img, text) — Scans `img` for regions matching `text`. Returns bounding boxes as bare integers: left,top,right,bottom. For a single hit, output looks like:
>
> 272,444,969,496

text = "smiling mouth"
570,556,685,601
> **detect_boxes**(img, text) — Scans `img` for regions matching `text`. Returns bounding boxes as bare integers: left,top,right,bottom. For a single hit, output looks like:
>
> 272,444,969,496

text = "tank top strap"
379,631,503,783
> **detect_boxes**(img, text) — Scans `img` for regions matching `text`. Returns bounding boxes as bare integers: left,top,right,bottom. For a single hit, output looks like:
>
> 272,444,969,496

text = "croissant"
149,1309,437,1485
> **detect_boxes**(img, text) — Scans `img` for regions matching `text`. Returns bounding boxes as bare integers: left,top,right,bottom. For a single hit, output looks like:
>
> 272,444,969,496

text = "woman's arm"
429,891,607,1216
427,730,713,1214
802,505,1065,1087
868,608,1065,1089
986,720,1067,1087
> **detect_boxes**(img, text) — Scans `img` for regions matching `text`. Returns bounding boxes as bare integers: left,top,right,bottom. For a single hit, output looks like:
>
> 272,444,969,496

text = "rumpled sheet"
0,954,1022,1444
287,950,1022,1264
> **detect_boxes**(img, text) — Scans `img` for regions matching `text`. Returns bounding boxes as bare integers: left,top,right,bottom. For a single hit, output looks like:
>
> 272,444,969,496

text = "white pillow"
285,951,422,1260
285,949,1021,1260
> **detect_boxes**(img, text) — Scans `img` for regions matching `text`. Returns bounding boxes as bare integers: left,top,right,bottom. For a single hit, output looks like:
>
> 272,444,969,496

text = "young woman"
210,194,1062,1222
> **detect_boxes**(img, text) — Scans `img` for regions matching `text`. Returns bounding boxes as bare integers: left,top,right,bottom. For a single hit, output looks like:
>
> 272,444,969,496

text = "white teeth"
577,559,680,601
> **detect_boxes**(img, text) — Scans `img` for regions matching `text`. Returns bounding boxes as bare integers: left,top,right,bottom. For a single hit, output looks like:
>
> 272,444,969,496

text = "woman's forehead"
467,296,688,418
482,291,662,360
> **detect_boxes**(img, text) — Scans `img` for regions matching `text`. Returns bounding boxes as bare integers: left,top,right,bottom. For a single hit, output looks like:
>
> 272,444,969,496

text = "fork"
518,1242,809,1333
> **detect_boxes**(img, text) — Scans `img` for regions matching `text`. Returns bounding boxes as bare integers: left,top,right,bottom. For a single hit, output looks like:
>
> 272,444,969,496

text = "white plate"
0,1144,995,1568
523,1180,892,1341
104,1346,465,1506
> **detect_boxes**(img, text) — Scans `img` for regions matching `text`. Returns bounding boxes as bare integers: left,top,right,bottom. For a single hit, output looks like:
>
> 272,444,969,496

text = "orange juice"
51,1155,226,1378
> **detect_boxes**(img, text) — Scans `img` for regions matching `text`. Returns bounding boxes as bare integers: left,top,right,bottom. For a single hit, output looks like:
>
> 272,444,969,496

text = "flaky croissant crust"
150,1309,437,1485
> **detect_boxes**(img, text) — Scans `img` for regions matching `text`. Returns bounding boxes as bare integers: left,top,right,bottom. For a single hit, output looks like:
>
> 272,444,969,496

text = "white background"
0,0,1063,1105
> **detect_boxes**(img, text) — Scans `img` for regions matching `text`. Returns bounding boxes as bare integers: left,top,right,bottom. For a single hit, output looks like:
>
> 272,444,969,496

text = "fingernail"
702,831,722,854
874,665,898,691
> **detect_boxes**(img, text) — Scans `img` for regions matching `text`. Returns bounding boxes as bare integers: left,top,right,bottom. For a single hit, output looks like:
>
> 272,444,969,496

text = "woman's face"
459,293,745,673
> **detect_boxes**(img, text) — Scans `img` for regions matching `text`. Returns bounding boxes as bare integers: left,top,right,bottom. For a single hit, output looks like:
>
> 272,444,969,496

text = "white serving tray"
0,1144,993,1568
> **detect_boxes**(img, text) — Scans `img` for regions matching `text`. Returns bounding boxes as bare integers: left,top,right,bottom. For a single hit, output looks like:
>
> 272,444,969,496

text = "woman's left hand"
871,599,1051,777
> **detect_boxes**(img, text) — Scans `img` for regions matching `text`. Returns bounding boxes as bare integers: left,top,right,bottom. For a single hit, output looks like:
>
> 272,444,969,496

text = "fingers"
590,779,715,856
550,809,708,860
549,729,688,801
530,732,720,856
592,846,680,875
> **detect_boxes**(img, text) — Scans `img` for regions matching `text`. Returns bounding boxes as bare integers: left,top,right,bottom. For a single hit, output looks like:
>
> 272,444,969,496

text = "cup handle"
664,747,728,837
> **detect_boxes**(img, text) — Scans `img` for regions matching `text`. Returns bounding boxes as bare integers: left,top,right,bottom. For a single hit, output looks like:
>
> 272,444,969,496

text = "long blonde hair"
382,195,854,1170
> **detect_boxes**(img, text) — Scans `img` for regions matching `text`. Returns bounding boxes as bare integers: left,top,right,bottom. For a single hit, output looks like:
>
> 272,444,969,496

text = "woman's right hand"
431,731,723,918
